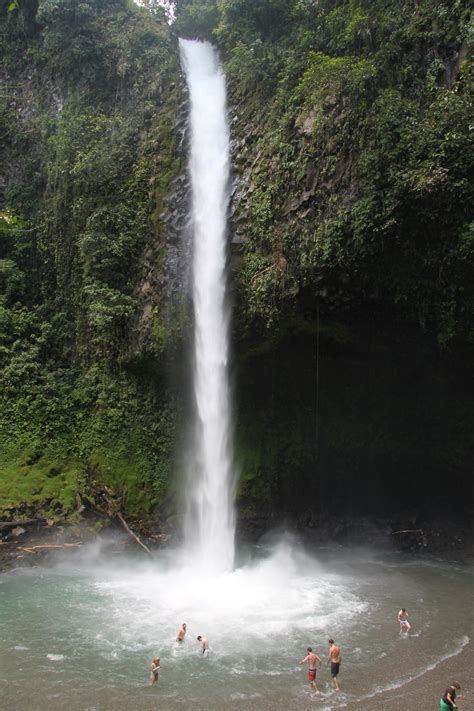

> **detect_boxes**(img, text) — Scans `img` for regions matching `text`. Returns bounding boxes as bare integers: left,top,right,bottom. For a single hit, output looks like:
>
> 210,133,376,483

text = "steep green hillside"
177,0,473,344
0,0,180,520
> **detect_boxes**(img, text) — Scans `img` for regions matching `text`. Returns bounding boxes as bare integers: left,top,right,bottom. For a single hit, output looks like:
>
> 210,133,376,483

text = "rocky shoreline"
1,511,472,572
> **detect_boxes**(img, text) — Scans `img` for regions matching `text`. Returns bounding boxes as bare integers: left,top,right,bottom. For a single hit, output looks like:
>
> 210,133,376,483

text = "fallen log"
116,512,152,555
85,483,153,556
17,543,81,554
0,519,46,531
391,529,424,535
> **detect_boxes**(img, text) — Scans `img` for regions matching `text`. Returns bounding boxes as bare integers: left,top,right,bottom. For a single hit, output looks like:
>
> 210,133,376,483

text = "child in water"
398,608,411,634
150,657,160,686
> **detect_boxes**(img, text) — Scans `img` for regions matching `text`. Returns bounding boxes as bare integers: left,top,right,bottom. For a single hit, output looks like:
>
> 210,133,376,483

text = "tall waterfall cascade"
179,39,235,573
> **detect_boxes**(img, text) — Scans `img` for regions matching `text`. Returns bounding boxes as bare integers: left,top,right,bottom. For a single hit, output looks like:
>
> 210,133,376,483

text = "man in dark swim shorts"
327,639,342,691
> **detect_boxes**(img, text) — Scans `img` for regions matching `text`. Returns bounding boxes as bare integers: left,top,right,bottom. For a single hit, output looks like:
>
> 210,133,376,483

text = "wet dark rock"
11,527,26,538
236,512,474,559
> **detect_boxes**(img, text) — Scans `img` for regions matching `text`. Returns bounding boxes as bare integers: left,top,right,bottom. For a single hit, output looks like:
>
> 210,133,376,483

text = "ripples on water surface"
0,540,472,710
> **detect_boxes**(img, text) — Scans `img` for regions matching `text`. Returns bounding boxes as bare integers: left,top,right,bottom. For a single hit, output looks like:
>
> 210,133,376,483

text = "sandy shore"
348,640,474,710
199,640,474,711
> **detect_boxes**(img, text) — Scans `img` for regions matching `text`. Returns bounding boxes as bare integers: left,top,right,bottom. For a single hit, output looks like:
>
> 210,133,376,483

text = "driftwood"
17,543,81,554
116,512,152,555
391,529,424,535
89,483,153,556
0,519,46,531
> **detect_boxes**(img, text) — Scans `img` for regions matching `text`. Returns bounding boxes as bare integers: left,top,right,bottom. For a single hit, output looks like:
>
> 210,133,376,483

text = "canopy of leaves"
177,0,474,347
0,0,179,517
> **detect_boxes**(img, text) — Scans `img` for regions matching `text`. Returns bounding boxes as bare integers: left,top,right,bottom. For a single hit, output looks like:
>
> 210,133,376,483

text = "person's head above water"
307,647,312,653
197,636,202,641
328,639,335,645
153,657,160,663
452,681,461,690
401,608,406,612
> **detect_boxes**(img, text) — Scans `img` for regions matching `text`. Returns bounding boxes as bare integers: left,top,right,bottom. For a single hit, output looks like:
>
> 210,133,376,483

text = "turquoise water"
0,543,472,710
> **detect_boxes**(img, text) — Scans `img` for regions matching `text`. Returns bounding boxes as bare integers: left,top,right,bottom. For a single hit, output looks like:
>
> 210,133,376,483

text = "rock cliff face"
226,87,474,521
210,0,474,522
0,0,472,528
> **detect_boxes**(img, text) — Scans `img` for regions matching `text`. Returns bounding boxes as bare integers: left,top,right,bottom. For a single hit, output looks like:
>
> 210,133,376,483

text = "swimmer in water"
197,635,209,654
299,646,322,692
398,608,411,634
176,622,187,642
327,639,342,691
150,657,160,686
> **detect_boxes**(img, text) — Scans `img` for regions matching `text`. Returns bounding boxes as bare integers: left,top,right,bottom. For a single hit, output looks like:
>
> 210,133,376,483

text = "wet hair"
153,657,160,663
183,623,186,627
452,681,461,690
197,636,202,641
307,647,312,652
401,608,406,612
328,639,335,645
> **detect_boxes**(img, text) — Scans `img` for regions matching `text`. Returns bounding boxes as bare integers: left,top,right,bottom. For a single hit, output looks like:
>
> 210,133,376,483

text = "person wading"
197,635,209,654
398,607,411,634
299,646,322,692
327,638,342,691
176,622,187,642
150,657,160,686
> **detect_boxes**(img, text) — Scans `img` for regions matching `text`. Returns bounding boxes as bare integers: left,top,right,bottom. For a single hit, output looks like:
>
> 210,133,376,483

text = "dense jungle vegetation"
1,0,472,526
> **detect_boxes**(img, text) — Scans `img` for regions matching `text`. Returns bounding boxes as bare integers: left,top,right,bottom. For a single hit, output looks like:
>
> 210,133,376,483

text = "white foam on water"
46,654,65,661
85,541,366,659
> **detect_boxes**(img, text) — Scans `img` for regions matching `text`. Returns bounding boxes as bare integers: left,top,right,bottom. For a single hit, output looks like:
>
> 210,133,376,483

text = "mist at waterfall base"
1,543,472,710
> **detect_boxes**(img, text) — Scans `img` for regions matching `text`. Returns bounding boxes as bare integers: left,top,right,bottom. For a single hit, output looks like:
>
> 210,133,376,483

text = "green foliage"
0,448,79,519
0,209,26,232
215,0,295,48
0,361,175,518
0,0,180,518
297,51,377,107
173,0,219,39
222,0,473,346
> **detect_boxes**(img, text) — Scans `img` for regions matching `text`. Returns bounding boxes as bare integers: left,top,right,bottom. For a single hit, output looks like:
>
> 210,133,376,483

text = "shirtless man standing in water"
327,639,342,690
299,647,322,692
197,635,209,654
176,622,187,642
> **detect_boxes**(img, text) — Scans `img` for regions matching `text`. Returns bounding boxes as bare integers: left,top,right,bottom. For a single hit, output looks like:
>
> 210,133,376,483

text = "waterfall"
179,39,235,572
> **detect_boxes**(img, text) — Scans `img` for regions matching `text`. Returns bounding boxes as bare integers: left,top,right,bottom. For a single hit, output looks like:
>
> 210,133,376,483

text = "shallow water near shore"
0,541,472,710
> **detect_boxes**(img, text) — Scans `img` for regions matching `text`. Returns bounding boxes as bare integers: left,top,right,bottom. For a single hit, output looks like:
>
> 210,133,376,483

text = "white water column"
179,39,235,572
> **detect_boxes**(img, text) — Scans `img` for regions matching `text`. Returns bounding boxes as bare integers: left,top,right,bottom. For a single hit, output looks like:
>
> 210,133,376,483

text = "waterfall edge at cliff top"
179,39,235,573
